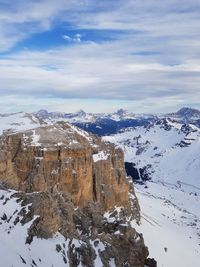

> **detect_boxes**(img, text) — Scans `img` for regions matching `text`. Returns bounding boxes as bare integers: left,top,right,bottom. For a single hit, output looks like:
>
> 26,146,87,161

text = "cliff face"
0,122,148,266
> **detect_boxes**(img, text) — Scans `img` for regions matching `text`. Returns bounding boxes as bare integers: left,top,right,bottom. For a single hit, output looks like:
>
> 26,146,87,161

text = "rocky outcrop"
0,122,148,266
144,258,157,267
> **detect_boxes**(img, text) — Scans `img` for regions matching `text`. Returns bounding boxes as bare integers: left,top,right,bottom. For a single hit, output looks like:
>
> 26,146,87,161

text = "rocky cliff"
0,122,148,266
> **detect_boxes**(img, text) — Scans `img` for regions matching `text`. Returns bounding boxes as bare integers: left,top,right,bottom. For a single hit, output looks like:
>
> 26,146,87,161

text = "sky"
0,0,200,114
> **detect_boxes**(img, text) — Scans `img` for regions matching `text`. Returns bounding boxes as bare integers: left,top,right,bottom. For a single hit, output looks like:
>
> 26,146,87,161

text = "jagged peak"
74,109,87,117
115,108,128,116
36,109,49,114
146,117,182,131
176,107,200,117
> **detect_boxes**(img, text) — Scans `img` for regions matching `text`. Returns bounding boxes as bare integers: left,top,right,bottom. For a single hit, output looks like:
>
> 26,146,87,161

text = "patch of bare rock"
0,122,154,266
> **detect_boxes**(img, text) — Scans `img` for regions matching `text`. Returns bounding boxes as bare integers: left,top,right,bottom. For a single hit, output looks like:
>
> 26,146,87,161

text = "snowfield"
104,119,200,267
0,189,117,267
0,112,41,135
134,181,200,267
103,119,200,187
0,111,199,266
0,189,68,267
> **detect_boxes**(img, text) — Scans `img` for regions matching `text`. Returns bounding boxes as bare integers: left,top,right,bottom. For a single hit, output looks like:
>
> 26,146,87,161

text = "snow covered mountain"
104,118,200,187
0,188,71,267
35,109,157,135
1,107,199,138
0,114,150,267
34,107,200,135
103,117,200,267
35,109,94,123
169,107,200,124
0,112,42,135
0,107,199,266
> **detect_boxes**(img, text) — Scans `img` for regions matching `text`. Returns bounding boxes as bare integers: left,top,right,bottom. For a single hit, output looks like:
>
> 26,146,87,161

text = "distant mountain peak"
75,109,86,117
176,107,200,117
36,109,49,115
115,109,128,116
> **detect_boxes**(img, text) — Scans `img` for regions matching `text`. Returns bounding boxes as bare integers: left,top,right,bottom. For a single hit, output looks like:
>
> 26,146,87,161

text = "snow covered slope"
35,109,157,135
35,107,200,135
0,112,42,135
103,118,200,267
103,118,200,187
167,107,200,127
1,109,199,266
0,188,117,267
134,181,200,267
0,188,69,267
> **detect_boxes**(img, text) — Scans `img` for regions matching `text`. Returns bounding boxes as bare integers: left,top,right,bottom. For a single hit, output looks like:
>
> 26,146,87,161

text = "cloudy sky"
0,0,200,113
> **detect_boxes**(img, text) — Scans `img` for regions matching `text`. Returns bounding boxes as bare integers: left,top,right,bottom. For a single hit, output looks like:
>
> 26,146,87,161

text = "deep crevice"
93,174,97,202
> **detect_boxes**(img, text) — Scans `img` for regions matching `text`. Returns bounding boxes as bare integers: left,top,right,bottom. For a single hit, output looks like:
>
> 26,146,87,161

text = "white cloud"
73,33,82,42
62,35,72,41
0,1,200,112
0,0,85,51
62,33,82,42
0,40,199,107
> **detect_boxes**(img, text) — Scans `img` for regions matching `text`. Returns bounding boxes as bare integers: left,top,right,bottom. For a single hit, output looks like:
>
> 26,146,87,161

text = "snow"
133,181,200,267
0,112,41,135
93,151,109,162
57,142,63,146
0,188,119,267
69,124,90,139
0,189,71,267
104,120,200,266
1,111,199,266
103,121,200,187
51,169,59,175
31,130,41,146
114,230,121,235
68,123,98,148
35,109,135,124
71,238,82,249
104,206,123,223
90,239,106,267
109,258,116,267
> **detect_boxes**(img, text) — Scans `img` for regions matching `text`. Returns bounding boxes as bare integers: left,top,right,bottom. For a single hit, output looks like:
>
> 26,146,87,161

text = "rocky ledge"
0,122,149,266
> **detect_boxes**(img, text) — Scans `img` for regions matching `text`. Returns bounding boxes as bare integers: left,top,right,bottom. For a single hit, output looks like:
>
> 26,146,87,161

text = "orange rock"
0,123,135,214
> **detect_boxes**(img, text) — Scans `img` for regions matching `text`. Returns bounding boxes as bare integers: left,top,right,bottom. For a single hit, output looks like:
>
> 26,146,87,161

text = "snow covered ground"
0,189,68,267
0,112,199,266
0,112,41,135
134,181,200,267
103,119,200,187
104,119,200,266
0,189,114,267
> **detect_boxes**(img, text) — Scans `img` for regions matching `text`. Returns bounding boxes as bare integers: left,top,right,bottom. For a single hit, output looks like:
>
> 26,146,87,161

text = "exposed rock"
144,258,157,267
0,122,148,266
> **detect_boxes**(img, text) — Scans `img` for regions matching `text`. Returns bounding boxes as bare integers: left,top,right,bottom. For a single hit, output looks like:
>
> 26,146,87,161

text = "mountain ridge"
0,120,150,267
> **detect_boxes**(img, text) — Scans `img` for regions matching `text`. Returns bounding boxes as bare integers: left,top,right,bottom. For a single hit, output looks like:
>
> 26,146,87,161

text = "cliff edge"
0,122,148,266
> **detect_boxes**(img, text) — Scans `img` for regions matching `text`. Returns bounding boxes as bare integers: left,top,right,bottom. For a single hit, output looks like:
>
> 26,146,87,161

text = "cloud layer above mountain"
0,0,200,112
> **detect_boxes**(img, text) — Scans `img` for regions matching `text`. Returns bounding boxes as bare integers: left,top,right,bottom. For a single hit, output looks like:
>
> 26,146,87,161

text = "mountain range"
34,107,200,135
0,116,149,267
0,107,199,266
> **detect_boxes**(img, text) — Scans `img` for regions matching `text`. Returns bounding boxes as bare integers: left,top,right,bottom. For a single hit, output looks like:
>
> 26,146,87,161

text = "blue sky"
0,0,200,113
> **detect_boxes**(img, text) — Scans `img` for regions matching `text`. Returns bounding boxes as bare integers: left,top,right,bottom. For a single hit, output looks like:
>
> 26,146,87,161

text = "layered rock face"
0,122,148,266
